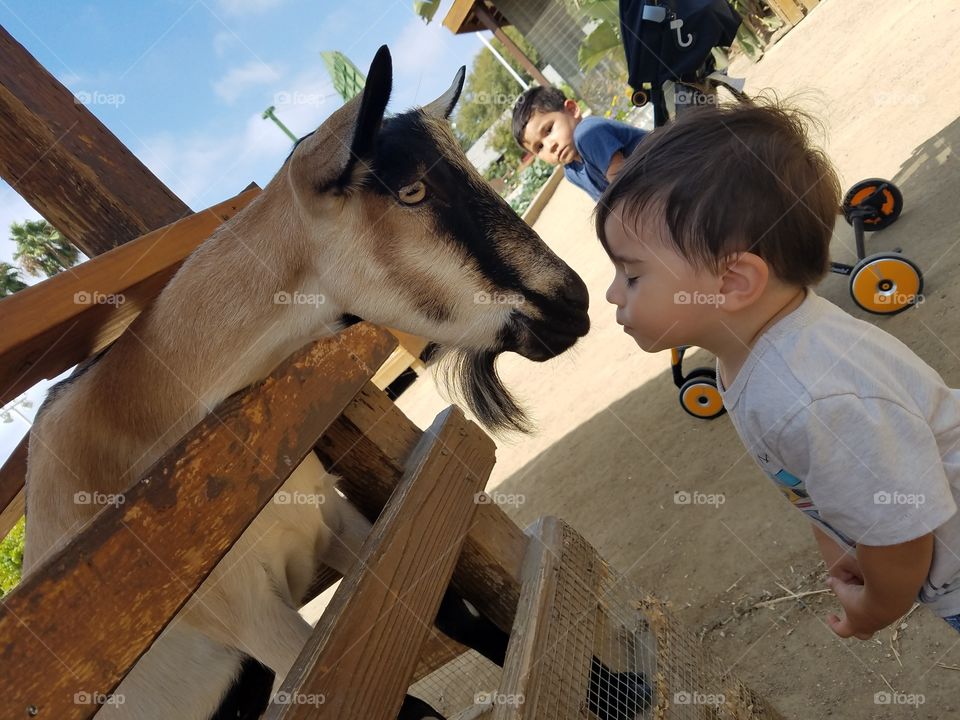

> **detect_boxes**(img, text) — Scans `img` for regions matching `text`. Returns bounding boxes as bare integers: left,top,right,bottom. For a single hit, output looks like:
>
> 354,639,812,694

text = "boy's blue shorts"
944,614,960,632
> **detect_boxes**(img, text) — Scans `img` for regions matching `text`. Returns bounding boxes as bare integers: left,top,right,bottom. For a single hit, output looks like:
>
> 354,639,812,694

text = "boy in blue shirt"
512,86,647,201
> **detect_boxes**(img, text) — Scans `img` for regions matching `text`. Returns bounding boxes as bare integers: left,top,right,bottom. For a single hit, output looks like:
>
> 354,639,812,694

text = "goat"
23,45,594,719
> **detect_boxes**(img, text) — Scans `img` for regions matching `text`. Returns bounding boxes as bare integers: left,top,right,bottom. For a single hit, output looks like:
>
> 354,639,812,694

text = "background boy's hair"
595,100,842,287
512,86,568,149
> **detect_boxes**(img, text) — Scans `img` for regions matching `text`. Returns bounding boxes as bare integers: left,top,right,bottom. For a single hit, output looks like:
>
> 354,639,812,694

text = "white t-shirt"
718,290,960,616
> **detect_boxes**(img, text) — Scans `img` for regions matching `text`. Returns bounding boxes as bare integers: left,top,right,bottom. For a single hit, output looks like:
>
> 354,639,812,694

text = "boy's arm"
811,524,862,583
773,396,956,639
826,533,933,639
605,151,625,182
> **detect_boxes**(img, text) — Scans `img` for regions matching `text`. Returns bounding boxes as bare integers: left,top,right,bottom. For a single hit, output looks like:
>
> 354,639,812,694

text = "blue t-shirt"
563,116,647,201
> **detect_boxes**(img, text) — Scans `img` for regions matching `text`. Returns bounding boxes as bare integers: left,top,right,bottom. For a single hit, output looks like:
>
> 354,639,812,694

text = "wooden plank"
764,0,803,26
269,405,493,720
0,323,397,720
313,382,530,634
413,631,470,683
492,516,563,720
371,345,418,390
0,434,27,538
0,487,22,542
387,328,429,359
796,0,818,11
0,186,259,407
0,25,190,256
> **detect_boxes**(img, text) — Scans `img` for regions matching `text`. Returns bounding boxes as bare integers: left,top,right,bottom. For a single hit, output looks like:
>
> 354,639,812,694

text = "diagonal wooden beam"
0,323,396,720
0,186,259,408
0,25,191,256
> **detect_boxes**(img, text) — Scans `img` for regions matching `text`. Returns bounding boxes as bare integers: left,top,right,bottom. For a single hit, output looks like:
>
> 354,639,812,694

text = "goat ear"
290,45,392,193
347,44,392,166
422,65,465,119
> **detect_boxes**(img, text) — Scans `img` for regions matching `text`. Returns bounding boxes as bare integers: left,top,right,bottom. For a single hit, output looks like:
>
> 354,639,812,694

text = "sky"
0,0,489,460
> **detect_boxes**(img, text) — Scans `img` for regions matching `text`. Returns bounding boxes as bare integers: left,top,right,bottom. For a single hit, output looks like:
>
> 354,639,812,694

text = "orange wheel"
631,88,649,107
842,178,903,230
679,376,725,419
849,253,923,315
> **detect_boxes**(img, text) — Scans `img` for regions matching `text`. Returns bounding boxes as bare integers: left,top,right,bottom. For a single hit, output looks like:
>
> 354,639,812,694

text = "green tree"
452,27,541,148
0,517,24,597
0,261,26,297
11,219,79,278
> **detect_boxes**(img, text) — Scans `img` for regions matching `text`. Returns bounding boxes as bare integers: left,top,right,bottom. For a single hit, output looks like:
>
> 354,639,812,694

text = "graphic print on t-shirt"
755,451,857,547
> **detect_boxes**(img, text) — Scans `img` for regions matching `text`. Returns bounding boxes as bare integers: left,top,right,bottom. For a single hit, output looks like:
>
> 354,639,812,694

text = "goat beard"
435,347,533,436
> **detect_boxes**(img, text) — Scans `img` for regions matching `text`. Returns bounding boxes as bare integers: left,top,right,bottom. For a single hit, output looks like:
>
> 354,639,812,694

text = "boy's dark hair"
595,101,842,287
512,86,568,149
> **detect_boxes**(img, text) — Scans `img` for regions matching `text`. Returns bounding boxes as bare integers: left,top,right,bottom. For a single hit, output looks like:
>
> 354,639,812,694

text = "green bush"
0,516,24,597
509,159,555,215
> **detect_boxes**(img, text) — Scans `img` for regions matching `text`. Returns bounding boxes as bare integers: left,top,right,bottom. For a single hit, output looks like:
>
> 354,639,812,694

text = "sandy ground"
390,1,960,718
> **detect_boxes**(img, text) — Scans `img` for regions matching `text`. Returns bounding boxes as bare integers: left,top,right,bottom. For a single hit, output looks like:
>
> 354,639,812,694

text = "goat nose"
562,274,590,311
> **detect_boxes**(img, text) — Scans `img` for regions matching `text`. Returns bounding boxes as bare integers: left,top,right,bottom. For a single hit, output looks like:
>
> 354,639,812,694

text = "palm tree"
0,261,27,297
10,219,79,278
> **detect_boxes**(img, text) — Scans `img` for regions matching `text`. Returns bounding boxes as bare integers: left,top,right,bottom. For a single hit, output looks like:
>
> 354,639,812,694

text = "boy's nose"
605,281,621,307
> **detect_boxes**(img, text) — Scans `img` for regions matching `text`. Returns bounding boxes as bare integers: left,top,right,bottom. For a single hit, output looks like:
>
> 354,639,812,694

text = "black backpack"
619,0,741,123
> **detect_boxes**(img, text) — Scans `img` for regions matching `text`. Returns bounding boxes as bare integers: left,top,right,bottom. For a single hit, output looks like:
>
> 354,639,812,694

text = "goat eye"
398,181,426,205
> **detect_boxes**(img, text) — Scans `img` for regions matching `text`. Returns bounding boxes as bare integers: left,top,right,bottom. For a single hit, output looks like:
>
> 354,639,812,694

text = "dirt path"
395,1,960,717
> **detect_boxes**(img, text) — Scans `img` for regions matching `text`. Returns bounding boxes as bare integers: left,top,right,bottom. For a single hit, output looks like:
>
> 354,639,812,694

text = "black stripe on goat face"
367,110,590,361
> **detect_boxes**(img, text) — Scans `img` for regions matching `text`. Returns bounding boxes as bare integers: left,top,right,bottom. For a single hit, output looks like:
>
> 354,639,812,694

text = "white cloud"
216,0,286,15
213,60,281,104
388,16,468,112
138,60,339,209
212,30,237,58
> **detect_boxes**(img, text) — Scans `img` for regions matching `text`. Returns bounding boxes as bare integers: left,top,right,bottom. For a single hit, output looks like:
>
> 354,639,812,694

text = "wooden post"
314,383,529,635
764,0,804,27
268,406,494,719
0,436,26,539
0,26,191,256
492,517,564,719
472,4,551,88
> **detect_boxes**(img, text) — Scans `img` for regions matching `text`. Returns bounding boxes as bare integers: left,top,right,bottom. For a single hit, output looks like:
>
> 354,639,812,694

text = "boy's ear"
563,98,581,118
718,252,768,310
